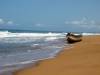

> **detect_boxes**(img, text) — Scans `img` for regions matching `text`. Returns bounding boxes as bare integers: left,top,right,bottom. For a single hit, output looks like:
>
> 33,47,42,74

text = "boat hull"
67,36,82,43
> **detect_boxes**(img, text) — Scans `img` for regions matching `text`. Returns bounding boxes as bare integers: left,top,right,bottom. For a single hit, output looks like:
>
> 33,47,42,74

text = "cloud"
7,21,13,25
35,23,44,27
0,18,4,24
0,18,14,25
65,17,88,25
65,17,100,29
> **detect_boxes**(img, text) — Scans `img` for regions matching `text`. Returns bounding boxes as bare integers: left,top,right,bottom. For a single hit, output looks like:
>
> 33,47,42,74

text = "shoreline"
14,35,100,75
0,41,68,75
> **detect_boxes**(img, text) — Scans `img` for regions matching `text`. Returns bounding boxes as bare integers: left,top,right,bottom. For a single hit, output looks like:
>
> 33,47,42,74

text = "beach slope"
14,36,100,75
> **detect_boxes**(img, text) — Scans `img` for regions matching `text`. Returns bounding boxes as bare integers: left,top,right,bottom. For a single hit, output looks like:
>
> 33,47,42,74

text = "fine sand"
13,36,100,75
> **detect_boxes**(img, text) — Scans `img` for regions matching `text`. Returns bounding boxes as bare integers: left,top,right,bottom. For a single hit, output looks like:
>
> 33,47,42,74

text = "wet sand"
14,36,100,75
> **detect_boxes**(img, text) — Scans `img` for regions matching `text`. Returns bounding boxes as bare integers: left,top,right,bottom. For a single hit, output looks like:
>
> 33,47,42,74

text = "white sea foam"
0,31,66,44
0,31,64,38
0,31,100,37
45,37,58,41
1,31,100,44
82,33,100,36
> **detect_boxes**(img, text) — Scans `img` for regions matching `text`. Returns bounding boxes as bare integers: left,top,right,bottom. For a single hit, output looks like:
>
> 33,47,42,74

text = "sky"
0,0,100,32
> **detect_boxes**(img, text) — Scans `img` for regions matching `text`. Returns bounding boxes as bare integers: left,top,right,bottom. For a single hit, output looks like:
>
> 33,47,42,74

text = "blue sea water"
0,29,69,74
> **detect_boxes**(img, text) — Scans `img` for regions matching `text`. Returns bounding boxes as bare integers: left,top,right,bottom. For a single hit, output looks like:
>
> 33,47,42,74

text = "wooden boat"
66,33,82,43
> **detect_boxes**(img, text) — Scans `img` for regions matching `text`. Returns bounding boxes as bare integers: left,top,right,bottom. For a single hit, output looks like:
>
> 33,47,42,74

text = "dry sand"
13,36,100,75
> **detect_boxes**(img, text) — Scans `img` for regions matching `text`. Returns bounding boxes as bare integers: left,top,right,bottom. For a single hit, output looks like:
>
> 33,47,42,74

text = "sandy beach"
13,36,100,75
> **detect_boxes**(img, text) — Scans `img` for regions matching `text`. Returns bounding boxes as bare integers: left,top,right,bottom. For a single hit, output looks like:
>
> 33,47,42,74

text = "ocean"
0,29,100,75
0,29,70,74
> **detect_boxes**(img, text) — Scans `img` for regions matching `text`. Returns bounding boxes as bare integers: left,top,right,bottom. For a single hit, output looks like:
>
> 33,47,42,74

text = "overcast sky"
0,0,100,32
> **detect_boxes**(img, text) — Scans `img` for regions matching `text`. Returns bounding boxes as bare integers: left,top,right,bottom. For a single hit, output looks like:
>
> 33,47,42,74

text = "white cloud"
7,21,13,25
65,17,100,28
90,20,95,25
35,23,44,27
71,20,81,25
0,18,4,24
65,17,88,25
0,18,14,25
